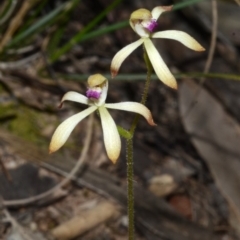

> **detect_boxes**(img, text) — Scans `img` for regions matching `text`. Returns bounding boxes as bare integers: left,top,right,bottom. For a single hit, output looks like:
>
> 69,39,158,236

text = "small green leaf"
117,126,132,140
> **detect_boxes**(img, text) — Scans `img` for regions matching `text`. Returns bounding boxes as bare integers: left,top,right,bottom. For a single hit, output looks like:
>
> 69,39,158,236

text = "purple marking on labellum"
146,19,158,32
86,89,101,99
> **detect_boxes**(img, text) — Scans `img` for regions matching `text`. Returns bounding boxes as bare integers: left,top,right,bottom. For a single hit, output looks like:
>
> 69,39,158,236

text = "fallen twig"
2,208,32,240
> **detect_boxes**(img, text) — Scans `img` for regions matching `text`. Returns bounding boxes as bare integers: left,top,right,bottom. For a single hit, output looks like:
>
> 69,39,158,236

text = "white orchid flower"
111,6,205,89
49,74,156,164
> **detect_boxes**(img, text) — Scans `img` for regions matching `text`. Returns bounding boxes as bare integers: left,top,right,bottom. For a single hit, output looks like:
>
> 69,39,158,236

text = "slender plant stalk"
126,138,134,240
126,46,152,240
129,47,153,134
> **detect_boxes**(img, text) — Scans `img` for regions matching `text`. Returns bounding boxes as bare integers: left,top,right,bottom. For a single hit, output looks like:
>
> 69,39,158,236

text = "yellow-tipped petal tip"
171,81,178,90
107,149,120,164
199,46,206,51
109,157,118,164
161,5,173,11
110,68,118,79
49,143,58,154
163,78,178,90
154,5,173,12
148,118,157,126
192,42,205,52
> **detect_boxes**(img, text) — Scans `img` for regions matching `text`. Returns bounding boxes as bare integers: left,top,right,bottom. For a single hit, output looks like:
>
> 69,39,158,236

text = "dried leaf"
179,80,240,233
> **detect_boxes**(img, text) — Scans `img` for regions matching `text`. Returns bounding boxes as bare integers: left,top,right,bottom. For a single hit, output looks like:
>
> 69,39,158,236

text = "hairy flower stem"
126,47,152,240
126,138,134,240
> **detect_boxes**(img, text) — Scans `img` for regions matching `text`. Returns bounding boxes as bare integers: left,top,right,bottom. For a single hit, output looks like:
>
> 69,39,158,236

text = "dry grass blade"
0,0,40,51
203,0,218,74
183,0,218,118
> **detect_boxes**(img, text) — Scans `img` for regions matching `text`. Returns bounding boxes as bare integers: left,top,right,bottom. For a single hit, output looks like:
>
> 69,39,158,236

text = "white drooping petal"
96,80,108,106
61,91,89,105
144,38,177,89
152,30,205,51
49,106,97,153
105,102,156,126
98,106,121,164
134,22,151,37
151,6,172,20
111,38,144,78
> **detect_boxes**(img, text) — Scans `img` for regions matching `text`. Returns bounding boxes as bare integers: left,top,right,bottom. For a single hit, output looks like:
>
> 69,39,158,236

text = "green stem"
127,138,134,240
129,47,152,134
126,46,152,240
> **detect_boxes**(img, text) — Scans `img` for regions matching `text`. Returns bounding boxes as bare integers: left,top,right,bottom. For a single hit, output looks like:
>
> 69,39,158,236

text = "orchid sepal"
151,5,173,20
152,30,205,51
105,102,156,126
61,91,89,106
111,38,144,78
144,38,177,89
99,106,121,164
49,106,97,154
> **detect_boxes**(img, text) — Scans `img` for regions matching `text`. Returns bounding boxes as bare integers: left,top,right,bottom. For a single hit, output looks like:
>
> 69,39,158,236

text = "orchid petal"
111,38,144,78
61,91,88,105
151,6,172,20
96,80,108,106
105,102,156,126
152,30,205,51
98,106,121,164
49,106,97,153
144,38,177,89
134,22,150,37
